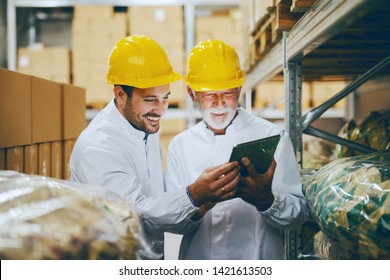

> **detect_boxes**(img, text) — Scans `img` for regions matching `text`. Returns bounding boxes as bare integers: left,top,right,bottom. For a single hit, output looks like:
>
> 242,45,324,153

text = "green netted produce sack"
337,110,390,158
304,150,390,259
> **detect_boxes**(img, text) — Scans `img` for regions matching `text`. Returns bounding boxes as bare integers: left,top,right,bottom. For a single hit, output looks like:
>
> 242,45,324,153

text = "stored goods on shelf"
304,150,390,259
337,110,390,158
0,172,154,260
302,136,337,170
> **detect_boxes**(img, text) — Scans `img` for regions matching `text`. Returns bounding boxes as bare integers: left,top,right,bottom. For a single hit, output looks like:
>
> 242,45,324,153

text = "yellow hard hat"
107,35,182,88
185,39,244,92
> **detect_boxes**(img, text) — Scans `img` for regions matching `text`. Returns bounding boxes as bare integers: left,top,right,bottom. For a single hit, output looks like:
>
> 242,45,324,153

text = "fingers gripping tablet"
229,135,280,176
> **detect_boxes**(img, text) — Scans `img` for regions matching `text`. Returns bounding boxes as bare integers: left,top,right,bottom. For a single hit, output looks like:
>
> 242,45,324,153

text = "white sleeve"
259,131,309,229
71,143,199,236
165,141,187,192
164,139,202,232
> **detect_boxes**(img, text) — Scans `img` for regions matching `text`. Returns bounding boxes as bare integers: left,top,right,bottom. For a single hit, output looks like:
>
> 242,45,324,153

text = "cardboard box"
32,76,62,144
129,6,183,28
128,6,184,49
24,144,38,175
160,118,187,135
73,6,114,20
85,84,113,104
0,68,32,148
18,47,71,84
311,81,347,108
0,149,5,170
62,84,86,140
6,146,24,172
38,142,51,177
0,149,6,170
169,80,186,107
63,139,76,180
51,141,63,179
254,81,311,110
255,81,285,109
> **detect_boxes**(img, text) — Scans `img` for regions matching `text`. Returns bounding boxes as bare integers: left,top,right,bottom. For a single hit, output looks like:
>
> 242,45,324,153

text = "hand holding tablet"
229,135,280,176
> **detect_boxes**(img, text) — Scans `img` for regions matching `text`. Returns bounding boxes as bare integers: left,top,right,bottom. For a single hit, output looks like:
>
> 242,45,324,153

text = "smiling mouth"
145,115,160,122
212,112,226,117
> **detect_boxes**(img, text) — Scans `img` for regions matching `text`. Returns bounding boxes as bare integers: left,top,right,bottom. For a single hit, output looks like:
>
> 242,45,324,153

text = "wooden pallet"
290,0,316,13
249,0,307,68
272,0,304,41
251,10,277,67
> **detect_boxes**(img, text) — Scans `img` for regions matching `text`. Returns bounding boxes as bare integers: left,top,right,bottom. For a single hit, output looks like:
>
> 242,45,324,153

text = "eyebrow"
143,92,171,98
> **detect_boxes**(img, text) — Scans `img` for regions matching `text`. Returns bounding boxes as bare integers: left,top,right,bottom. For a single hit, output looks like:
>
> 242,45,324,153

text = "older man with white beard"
164,39,308,260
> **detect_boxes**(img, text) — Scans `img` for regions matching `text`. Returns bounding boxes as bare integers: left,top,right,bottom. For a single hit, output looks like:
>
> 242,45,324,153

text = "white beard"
200,107,236,130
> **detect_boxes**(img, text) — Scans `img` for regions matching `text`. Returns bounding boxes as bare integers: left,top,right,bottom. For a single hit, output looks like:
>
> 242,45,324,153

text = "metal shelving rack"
243,0,390,259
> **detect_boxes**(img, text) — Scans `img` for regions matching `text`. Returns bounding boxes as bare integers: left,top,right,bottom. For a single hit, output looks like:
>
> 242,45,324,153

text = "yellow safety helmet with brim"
185,39,244,92
107,35,182,88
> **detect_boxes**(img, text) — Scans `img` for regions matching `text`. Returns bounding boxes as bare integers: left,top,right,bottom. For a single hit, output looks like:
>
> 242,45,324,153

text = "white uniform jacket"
70,99,199,256
165,108,308,259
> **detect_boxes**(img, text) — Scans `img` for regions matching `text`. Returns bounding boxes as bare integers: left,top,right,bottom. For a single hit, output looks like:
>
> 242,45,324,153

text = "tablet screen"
229,134,280,176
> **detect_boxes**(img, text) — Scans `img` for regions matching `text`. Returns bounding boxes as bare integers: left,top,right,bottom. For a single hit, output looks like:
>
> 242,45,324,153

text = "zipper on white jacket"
144,133,150,178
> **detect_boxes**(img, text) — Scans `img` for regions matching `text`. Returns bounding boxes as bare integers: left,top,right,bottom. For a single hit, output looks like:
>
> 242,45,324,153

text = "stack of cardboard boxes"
17,46,71,84
0,68,86,180
128,6,185,108
254,80,347,110
72,6,127,107
196,9,243,64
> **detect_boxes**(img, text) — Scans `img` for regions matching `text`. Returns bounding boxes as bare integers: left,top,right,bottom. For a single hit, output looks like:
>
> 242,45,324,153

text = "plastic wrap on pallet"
0,171,158,260
299,231,342,260
303,150,390,259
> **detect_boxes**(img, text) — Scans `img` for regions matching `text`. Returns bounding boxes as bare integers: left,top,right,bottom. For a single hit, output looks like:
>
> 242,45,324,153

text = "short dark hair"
116,85,134,98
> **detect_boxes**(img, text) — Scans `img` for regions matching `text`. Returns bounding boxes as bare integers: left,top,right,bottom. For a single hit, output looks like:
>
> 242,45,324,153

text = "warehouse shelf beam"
11,0,240,7
242,0,375,92
300,55,390,131
304,126,377,154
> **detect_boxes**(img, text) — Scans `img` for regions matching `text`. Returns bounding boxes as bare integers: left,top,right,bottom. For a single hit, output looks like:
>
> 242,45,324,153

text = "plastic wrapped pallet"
337,110,390,158
0,171,157,260
304,150,390,259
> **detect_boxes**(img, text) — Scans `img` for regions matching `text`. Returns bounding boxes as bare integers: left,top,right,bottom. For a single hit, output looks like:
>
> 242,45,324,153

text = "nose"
154,100,167,116
212,93,226,108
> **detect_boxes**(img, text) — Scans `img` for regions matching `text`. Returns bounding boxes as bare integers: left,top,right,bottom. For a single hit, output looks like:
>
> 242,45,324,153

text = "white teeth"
146,116,159,121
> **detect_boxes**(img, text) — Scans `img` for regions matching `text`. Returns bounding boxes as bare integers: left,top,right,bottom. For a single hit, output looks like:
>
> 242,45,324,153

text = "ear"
186,85,196,102
113,86,128,108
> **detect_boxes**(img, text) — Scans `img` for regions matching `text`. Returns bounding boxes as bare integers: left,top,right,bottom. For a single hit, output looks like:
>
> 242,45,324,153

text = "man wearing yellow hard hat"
165,39,308,259
70,36,240,258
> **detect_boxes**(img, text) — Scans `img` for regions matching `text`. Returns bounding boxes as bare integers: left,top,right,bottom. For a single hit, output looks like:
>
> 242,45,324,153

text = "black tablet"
229,134,280,176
